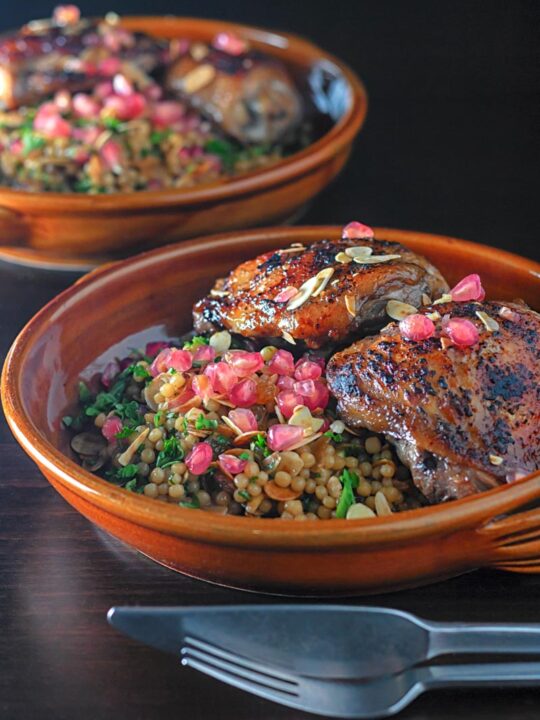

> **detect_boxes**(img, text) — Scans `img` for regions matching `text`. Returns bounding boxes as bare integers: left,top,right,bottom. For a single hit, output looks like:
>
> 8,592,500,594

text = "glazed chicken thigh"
193,226,449,350
326,300,540,502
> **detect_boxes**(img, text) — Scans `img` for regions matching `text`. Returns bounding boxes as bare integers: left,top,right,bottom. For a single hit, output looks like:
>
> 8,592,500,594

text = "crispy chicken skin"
326,301,540,502
193,237,449,349
166,49,302,145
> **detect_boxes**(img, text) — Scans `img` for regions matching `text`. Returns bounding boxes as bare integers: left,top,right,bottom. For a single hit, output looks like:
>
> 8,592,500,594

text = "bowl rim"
3,225,540,549
0,16,367,213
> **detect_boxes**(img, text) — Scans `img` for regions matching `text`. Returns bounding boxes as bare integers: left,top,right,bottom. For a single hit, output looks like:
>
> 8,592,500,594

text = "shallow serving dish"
0,17,366,271
3,225,540,595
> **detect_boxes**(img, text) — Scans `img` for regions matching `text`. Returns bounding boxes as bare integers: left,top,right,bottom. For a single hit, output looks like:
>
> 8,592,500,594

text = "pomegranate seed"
186,442,213,475
112,74,133,97
144,84,163,101
73,93,101,118
399,314,436,341
267,424,304,452
10,139,23,154
224,350,264,377
276,391,304,419
145,341,169,358
277,375,295,392
274,286,298,303
294,360,322,381
102,416,123,442
101,359,120,389
104,92,146,121
213,31,248,56
342,221,374,239
218,454,247,476
72,126,100,144
151,101,185,128
167,388,195,410
53,4,81,25
167,349,192,372
443,318,479,347
204,362,238,394
449,274,486,302
192,374,213,401
228,379,258,407
268,349,295,376
98,57,122,77
95,81,114,99
100,139,124,172
294,379,329,411
39,114,72,139
228,408,258,433
193,345,216,364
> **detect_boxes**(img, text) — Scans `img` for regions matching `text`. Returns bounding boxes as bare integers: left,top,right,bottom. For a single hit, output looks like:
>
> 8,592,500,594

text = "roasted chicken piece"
326,300,540,502
166,36,302,145
193,232,449,350
0,12,169,110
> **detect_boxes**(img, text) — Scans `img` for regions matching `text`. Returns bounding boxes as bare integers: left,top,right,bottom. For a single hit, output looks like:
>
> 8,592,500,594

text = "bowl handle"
477,476,540,572
0,206,29,246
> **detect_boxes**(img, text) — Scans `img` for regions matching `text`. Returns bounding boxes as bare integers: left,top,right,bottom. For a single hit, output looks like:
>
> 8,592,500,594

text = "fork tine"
181,645,299,696
183,635,298,686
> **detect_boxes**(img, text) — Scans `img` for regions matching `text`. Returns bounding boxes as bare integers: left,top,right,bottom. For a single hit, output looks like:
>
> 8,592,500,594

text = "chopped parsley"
115,425,136,439
195,415,218,431
324,431,343,443
154,410,164,427
21,128,46,155
335,469,360,519
237,490,250,501
62,415,73,427
239,452,250,460
156,435,184,469
183,335,209,350
132,365,152,382
251,433,270,458
180,496,201,509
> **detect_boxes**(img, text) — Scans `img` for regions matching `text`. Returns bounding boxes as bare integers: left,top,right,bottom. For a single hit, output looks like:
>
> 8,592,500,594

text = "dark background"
1,2,540,720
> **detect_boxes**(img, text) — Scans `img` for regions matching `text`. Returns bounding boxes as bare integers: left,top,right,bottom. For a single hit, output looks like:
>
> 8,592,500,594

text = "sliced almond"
279,246,304,254
118,428,150,467
190,42,209,61
345,246,373,259
286,275,320,310
353,254,401,265
290,242,304,248
345,295,356,318
475,310,500,333
386,299,417,321
285,431,323,452
335,252,353,264
421,293,432,306
440,337,454,350
233,430,262,446
426,311,441,321
489,454,504,466
433,293,453,306
264,482,302,501
274,404,286,424
311,267,334,297
346,503,376,520
209,289,230,298
330,420,345,434
374,491,393,516
221,415,243,435
288,405,325,434
281,331,296,345
182,63,216,93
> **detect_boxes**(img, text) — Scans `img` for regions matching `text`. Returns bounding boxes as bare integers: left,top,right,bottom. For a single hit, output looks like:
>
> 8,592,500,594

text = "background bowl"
0,17,367,270
3,226,540,596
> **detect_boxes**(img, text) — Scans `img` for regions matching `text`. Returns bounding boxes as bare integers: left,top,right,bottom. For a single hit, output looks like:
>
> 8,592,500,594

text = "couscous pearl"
140,448,155,464
372,468,382,481
284,500,303,516
168,484,185,500
305,479,316,493
345,456,358,468
234,473,248,488
94,413,107,428
259,498,273,514
154,392,165,404
291,477,306,493
154,440,164,451
322,496,336,509
144,483,158,498
245,461,260,477
274,471,291,488
300,452,316,468
317,506,332,519
187,480,200,493
381,449,393,460
365,436,382,455
172,462,186,475
249,483,262,497
197,491,212,507
148,428,163,444
174,418,186,432
380,462,396,478
161,383,175,398
214,491,230,506
158,483,168,495
358,479,372,497
137,462,150,477
315,485,328,500
365,496,376,510
281,512,294,520
169,473,182,485
150,468,165,484
360,462,372,476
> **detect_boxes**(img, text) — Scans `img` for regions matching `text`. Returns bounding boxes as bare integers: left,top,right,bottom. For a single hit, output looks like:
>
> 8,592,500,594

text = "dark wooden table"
1,1,539,719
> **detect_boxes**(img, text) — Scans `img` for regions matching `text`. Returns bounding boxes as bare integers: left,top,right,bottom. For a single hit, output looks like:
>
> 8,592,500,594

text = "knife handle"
425,661,540,689
428,622,540,657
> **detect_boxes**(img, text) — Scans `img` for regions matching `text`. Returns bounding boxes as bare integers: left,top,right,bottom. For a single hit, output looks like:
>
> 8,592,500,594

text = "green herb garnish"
21,128,46,155
180,496,201,509
62,416,73,427
324,431,343,443
183,335,209,350
335,469,360,519
115,426,136,439
195,415,218,431
238,490,250,501
251,433,270,458
239,452,250,460
156,435,184,469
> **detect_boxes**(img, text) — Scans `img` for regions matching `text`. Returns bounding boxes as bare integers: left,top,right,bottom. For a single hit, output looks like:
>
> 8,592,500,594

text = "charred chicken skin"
166,45,303,145
193,231,449,350
326,300,540,502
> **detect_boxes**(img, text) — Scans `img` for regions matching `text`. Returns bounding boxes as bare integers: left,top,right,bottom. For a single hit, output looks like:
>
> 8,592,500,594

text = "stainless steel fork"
181,636,540,719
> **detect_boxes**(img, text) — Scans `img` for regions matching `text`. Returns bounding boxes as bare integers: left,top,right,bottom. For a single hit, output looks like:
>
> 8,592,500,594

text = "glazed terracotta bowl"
0,17,367,270
3,226,540,596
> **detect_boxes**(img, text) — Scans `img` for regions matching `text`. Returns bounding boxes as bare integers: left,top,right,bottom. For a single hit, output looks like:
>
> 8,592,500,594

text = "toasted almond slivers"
433,293,453,306
374,491,393,516
353,254,402,265
264,482,302,501
345,295,356,318
489,454,504,466
279,246,304,254
476,310,500,333
209,289,230,298
311,267,334,297
118,428,150,467
346,503,376,520
183,63,216,93
245,494,265,515
233,430,262,446
285,432,323,452
288,405,325,434
385,299,417,321
426,311,441,321
274,404,286,424
286,275,320,310
345,246,373,259
422,293,432,306
440,337,454,350
281,330,296,345
290,242,304,248
221,415,243,435
335,252,353,264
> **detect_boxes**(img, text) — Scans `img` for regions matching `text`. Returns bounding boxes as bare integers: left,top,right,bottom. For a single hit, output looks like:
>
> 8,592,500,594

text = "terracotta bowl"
0,17,367,270
3,226,540,596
